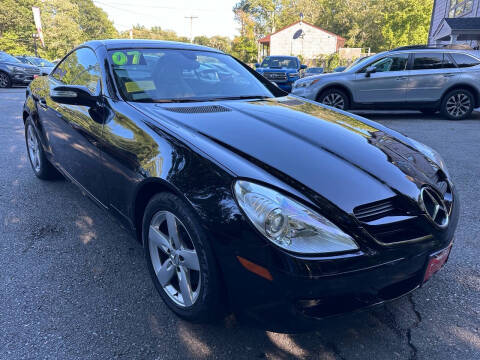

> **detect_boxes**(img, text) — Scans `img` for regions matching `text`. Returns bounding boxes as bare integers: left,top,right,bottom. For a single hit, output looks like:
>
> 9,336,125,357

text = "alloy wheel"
148,211,201,307
27,125,41,172
322,92,345,109
0,72,10,88
446,93,471,118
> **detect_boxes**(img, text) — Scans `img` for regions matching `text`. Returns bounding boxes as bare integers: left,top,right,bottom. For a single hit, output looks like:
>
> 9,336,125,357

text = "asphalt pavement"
0,87,479,360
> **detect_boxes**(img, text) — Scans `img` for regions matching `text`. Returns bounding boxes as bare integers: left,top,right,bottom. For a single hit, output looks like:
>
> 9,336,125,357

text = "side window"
443,53,457,69
412,53,444,70
51,48,101,93
364,54,409,73
451,53,480,68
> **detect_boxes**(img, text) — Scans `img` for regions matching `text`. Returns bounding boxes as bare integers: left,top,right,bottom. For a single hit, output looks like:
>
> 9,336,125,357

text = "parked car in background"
292,46,480,120
333,66,347,72
255,55,307,92
23,40,458,327
16,56,55,75
301,67,324,78
0,51,40,88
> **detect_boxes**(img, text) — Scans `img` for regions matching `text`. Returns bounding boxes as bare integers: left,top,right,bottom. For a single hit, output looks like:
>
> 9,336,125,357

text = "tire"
318,88,350,111
25,117,60,180
420,108,437,115
440,89,475,120
142,192,224,322
0,71,12,88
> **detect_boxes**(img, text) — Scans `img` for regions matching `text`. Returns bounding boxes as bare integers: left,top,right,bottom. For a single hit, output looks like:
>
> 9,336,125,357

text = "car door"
353,53,410,104
45,47,108,205
406,52,458,102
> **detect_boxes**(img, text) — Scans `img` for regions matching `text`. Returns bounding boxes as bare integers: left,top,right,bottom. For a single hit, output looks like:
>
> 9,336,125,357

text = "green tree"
0,0,117,59
73,0,118,40
380,0,433,50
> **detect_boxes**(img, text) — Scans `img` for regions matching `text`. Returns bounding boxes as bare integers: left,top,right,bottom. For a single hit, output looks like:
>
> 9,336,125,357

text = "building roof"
258,21,345,44
444,17,480,30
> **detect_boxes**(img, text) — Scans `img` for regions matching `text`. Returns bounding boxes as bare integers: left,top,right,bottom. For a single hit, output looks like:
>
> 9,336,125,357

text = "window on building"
449,0,474,18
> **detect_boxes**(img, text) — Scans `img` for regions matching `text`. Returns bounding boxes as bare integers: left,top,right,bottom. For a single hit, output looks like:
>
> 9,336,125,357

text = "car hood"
2,61,37,69
257,68,299,73
131,97,439,212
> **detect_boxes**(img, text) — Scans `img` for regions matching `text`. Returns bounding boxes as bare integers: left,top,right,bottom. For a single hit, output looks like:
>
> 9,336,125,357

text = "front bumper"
12,72,35,84
214,192,458,331
228,240,452,331
291,86,318,100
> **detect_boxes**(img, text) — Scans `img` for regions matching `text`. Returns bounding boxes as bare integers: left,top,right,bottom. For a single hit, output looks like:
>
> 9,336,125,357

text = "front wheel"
143,192,224,322
441,89,475,120
318,88,350,110
0,71,12,88
25,118,59,180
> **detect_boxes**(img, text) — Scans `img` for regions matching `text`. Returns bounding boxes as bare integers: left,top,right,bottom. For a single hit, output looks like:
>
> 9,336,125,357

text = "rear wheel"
318,88,350,110
441,89,474,120
0,71,12,88
25,118,59,180
143,192,224,322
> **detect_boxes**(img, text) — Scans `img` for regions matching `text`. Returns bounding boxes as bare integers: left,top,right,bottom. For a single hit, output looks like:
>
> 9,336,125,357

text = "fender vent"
163,105,232,114
354,198,396,222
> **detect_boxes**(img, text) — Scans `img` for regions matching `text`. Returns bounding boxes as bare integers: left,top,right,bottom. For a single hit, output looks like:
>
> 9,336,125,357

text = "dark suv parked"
0,51,40,88
255,56,307,92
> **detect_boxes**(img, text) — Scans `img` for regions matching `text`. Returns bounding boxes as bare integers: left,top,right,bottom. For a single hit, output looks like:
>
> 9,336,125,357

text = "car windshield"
108,48,275,102
0,52,21,63
27,57,54,67
260,57,298,69
344,56,371,71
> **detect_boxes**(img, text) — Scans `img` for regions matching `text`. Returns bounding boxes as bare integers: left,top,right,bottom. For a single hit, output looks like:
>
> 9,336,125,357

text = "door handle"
395,77,408,80
443,73,455,77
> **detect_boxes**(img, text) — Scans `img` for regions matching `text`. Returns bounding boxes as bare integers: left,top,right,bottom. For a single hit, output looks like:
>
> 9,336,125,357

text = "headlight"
408,138,449,176
6,65,24,72
234,180,358,254
288,72,300,78
294,78,320,88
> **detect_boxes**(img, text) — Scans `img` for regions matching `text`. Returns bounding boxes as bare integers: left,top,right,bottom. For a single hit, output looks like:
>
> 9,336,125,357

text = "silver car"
292,46,480,120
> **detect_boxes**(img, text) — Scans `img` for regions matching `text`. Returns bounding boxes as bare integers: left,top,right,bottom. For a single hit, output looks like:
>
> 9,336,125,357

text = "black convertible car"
23,40,458,329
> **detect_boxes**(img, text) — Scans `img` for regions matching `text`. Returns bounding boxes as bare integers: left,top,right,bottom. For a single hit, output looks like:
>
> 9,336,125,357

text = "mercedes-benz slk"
22,40,458,330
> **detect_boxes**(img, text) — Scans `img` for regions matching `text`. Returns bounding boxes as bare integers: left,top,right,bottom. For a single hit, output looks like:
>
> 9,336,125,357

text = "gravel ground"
0,87,479,360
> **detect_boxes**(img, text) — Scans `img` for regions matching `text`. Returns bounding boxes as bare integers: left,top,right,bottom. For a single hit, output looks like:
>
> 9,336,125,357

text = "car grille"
354,198,396,223
354,196,431,245
264,72,287,81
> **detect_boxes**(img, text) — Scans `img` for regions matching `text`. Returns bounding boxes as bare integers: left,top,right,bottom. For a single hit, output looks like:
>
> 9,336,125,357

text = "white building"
258,20,345,60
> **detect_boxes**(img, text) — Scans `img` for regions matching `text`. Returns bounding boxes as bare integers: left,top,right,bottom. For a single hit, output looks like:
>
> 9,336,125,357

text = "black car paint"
23,40,458,329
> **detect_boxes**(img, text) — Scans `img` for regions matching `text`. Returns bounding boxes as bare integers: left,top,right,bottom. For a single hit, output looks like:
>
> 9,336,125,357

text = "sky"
93,0,240,39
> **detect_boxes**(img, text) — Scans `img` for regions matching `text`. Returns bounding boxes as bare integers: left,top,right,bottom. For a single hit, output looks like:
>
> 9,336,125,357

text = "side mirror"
50,85,99,107
300,64,307,69
254,63,260,68
365,66,376,78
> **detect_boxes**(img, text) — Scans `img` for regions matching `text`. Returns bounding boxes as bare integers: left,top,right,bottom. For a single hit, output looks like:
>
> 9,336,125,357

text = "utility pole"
32,33,38,57
184,16,198,43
